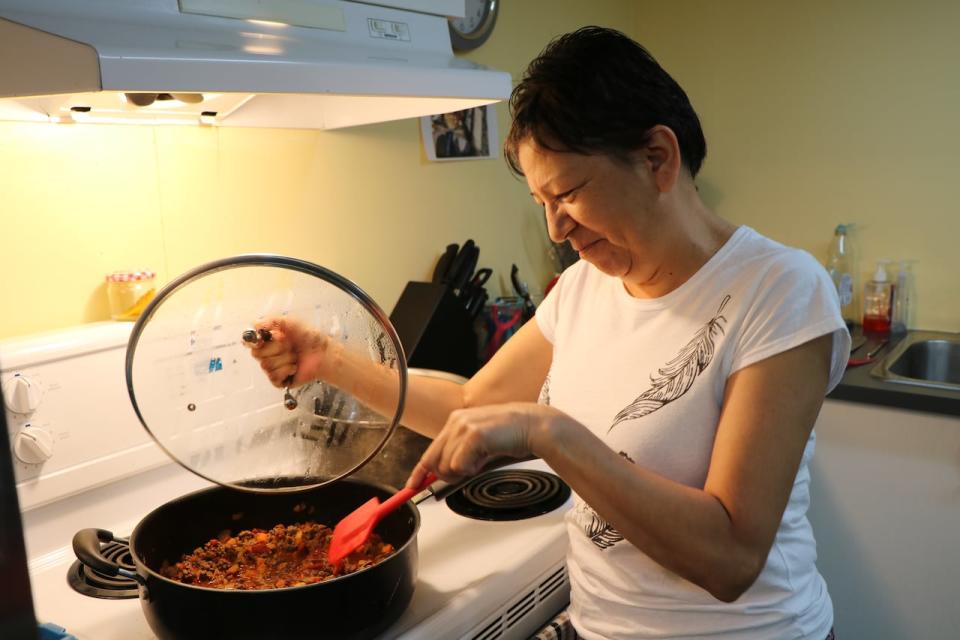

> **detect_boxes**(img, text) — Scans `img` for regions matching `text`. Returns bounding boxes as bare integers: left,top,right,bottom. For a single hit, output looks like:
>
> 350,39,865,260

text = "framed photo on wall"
421,104,497,162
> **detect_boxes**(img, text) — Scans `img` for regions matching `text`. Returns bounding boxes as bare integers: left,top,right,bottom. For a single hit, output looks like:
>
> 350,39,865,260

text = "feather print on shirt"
538,372,551,406
573,452,633,549
608,294,731,433
575,501,624,549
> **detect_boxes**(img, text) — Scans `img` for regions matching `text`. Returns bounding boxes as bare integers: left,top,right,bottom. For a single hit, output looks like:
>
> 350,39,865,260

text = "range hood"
0,0,511,129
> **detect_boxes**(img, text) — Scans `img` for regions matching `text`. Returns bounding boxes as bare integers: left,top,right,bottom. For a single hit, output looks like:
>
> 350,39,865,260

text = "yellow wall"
4,1,956,339
634,0,959,331
0,1,638,340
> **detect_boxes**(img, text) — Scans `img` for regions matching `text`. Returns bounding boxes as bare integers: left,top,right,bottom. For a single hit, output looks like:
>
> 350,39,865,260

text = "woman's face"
518,139,665,285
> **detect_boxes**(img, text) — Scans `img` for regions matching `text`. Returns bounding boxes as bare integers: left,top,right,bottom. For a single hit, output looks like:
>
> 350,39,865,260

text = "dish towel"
530,607,577,640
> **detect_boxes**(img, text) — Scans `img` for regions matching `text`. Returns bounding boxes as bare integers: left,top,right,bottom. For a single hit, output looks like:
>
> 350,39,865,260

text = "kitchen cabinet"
809,399,960,639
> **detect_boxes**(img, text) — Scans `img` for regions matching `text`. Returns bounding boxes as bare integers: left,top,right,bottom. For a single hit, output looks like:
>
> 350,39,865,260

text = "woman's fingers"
250,339,284,358
411,421,469,484
255,317,287,337
444,413,492,476
406,461,432,490
407,405,539,488
248,317,329,387
448,438,489,477
415,429,450,479
428,411,479,478
241,320,294,387
258,353,297,387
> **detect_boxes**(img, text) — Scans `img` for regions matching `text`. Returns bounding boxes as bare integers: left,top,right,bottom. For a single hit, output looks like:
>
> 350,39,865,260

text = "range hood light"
243,45,283,56
239,31,287,41
246,19,289,28
169,93,205,105
150,97,187,109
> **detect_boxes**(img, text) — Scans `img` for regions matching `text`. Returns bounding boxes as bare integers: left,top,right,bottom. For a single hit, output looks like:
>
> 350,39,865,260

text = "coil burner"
67,539,138,599
446,469,571,521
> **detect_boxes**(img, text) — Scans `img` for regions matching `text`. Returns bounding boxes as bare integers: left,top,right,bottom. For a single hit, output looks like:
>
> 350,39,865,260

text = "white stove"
3,323,571,640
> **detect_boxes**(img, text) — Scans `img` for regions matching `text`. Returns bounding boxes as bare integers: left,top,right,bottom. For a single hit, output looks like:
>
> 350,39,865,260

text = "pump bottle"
826,224,856,325
862,260,893,335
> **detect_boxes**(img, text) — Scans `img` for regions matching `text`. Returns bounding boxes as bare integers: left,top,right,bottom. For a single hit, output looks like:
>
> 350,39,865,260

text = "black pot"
74,478,419,640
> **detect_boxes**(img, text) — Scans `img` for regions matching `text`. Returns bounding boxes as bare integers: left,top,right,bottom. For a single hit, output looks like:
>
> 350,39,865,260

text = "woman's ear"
642,125,682,193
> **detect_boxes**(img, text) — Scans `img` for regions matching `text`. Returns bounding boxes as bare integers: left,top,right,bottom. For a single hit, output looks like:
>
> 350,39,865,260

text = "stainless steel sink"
871,331,960,392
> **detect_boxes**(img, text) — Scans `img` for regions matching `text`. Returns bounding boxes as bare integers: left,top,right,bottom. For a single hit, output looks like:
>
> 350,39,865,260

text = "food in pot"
161,522,394,590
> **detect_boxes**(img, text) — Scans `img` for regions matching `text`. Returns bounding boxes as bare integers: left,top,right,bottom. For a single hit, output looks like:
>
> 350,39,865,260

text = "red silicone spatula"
327,472,437,567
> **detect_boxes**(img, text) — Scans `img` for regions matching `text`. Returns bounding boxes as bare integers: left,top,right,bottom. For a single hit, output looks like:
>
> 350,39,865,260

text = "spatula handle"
377,473,437,516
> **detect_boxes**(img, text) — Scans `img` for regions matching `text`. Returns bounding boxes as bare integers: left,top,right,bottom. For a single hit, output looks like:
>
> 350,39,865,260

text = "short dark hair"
505,26,707,178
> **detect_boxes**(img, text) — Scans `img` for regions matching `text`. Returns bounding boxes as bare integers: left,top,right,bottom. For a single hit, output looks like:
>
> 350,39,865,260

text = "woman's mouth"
577,239,600,256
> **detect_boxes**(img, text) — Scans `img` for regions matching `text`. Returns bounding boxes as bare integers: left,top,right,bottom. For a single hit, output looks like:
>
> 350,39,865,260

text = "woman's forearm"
323,340,466,439
533,416,762,602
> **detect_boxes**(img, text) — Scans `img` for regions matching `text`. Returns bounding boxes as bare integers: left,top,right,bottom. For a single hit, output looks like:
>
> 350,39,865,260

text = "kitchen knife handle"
470,267,492,288
443,239,473,285
453,245,480,294
432,243,459,284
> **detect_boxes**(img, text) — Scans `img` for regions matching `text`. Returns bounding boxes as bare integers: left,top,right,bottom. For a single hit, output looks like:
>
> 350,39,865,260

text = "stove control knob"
14,424,54,464
3,374,43,414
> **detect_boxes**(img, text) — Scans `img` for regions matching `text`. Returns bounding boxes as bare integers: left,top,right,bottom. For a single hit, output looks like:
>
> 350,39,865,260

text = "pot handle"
72,528,143,583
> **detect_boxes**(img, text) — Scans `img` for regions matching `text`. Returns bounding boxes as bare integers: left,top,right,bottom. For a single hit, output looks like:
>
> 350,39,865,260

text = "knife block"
389,281,478,378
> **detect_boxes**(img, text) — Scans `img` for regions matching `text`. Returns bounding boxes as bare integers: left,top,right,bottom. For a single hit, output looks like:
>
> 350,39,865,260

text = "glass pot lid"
125,254,407,493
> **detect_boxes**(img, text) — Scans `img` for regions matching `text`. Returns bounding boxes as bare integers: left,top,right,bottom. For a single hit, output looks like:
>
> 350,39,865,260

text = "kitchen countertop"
828,327,960,417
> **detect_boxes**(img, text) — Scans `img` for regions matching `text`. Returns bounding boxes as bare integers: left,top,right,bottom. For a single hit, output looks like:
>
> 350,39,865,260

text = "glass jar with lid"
105,270,156,321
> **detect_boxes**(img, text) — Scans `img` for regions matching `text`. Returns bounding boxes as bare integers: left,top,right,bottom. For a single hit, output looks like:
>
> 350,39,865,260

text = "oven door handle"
72,528,143,583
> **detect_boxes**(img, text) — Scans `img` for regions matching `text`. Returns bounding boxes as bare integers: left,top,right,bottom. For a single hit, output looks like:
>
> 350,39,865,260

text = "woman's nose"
544,203,573,243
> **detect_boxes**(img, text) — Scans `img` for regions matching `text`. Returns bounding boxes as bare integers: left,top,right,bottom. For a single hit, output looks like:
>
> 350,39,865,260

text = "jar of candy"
106,270,156,321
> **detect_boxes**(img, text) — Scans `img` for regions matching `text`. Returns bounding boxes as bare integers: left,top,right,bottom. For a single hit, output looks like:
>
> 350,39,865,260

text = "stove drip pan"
446,469,571,521
68,540,139,599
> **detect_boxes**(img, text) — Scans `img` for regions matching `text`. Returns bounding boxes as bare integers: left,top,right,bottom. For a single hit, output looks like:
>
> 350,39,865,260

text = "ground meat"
160,522,394,590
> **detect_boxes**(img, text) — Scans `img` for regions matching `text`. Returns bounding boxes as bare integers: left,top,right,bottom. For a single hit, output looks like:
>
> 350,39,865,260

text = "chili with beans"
161,522,394,590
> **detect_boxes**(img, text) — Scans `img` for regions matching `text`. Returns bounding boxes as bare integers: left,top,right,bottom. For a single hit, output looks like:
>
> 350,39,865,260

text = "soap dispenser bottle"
863,260,893,335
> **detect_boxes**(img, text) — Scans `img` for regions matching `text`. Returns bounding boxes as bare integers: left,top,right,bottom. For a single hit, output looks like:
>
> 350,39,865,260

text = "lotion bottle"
862,260,893,335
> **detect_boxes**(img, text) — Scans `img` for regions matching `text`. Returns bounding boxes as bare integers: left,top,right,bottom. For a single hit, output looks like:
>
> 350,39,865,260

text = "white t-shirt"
535,226,850,640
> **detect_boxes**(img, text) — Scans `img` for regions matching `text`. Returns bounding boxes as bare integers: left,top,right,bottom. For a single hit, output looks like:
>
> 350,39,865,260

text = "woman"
251,27,848,640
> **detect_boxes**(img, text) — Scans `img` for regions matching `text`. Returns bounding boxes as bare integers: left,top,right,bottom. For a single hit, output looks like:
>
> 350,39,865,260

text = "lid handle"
242,328,298,410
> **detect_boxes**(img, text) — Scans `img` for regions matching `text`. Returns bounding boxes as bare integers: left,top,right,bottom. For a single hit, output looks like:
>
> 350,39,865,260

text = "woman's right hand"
244,317,331,388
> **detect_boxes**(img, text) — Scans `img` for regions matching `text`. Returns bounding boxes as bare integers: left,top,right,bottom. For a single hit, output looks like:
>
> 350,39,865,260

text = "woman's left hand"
406,402,562,489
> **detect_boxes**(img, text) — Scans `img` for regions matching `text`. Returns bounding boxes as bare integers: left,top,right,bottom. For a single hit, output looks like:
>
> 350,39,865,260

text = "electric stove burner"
446,469,571,521
67,540,139,599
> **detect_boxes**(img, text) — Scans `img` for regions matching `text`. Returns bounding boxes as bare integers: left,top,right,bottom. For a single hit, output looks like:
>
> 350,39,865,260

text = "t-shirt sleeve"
535,261,588,345
534,272,562,345
729,250,851,393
